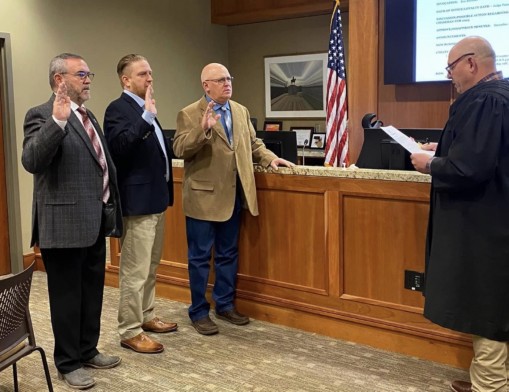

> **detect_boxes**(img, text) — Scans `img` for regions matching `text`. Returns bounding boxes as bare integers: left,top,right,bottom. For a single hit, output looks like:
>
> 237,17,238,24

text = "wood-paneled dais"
107,166,472,368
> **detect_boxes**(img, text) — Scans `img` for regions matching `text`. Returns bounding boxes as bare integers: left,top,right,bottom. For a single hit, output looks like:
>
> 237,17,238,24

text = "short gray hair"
49,53,84,89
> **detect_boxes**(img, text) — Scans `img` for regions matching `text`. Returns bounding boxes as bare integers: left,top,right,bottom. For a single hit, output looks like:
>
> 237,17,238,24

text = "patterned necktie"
221,106,232,144
77,107,110,203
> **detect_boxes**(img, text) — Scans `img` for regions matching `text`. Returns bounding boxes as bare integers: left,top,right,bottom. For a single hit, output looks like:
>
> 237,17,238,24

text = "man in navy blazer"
104,54,176,354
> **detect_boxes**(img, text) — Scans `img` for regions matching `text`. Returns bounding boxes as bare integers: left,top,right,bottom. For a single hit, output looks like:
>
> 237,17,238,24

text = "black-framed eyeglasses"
205,76,234,85
445,53,474,73
61,71,95,81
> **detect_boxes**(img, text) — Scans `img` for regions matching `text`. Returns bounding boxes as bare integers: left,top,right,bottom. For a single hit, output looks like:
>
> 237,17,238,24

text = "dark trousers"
41,234,106,374
186,193,242,322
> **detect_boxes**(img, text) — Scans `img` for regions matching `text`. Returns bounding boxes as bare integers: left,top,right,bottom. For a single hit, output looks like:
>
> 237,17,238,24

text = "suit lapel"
68,110,101,166
230,102,241,150
122,92,144,115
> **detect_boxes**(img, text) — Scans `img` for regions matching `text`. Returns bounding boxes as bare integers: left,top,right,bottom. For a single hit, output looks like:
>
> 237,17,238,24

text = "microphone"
302,139,308,165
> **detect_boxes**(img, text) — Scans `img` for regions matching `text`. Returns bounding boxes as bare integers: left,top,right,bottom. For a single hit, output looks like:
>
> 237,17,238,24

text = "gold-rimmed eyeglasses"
205,76,234,85
445,53,474,73
61,71,95,81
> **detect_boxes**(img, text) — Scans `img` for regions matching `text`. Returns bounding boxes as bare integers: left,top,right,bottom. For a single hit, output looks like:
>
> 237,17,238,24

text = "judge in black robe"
411,36,509,392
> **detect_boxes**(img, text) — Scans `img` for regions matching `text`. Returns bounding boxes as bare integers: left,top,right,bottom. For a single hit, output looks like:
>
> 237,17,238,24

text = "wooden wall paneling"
342,194,428,308
347,0,379,164
326,190,341,297
109,239,120,268
211,0,347,26
160,174,188,271
238,185,328,294
107,167,190,283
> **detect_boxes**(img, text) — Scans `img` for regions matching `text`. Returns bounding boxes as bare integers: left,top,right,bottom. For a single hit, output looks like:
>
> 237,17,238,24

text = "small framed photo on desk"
310,133,326,149
263,121,283,131
290,127,314,147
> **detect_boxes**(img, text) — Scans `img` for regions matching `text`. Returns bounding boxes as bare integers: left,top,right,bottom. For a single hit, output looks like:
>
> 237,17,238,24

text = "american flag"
324,0,349,167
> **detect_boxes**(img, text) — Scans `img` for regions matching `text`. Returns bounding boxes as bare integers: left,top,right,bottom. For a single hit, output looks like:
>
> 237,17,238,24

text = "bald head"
201,63,233,104
448,36,497,93
451,36,495,65
201,63,228,83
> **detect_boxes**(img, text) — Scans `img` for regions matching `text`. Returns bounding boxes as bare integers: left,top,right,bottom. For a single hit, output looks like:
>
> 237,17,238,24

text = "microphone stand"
302,139,308,166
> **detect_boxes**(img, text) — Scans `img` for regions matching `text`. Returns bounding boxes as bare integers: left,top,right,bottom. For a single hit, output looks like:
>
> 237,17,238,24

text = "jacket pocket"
44,200,76,205
190,179,214,192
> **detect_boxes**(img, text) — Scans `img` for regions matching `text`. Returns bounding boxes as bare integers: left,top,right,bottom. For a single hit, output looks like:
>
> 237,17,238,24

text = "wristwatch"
425,157,435,174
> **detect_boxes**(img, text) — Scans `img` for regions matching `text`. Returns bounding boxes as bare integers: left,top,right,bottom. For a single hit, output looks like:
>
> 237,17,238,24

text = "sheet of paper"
380,126,434,156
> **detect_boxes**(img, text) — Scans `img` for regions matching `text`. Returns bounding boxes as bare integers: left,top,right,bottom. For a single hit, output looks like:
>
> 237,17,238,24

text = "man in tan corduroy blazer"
173,63,294,335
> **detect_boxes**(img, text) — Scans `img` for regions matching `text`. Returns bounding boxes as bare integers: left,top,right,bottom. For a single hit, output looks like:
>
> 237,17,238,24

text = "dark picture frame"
290,126,314,147
264,53,327,118
263,121,283,131
310,133,326,149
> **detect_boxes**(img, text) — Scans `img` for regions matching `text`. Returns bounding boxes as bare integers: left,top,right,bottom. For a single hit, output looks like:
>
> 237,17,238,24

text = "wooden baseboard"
25,259,474,369
104,267,472,369
23,248,45,272
234,297,472,368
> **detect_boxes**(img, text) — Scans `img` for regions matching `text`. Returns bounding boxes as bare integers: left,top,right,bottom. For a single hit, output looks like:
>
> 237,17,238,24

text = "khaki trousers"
118,212,166,340
470,335,509,392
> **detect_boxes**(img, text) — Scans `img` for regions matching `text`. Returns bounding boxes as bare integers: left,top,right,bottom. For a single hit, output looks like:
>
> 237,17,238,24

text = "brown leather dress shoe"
215,309,250,325
450,380,472,392
192,316,219,335
120,332,164,354
141,317,178,333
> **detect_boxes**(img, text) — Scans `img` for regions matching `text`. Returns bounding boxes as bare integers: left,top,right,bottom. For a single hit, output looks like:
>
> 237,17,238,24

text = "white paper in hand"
380,126,434,156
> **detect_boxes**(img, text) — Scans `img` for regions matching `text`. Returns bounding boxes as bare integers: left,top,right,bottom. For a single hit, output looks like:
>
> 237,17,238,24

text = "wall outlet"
404,270,425,292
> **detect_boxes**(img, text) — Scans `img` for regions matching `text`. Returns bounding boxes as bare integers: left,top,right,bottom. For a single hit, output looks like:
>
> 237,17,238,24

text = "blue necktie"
221,106,232,144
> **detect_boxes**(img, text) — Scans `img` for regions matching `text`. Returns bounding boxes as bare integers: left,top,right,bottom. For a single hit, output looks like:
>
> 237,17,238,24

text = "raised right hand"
145,84,157,115
53,82,71,121
201,101,221,131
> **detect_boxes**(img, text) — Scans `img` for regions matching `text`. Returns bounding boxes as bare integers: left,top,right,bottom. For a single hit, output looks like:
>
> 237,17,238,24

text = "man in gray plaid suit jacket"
22,53,122,390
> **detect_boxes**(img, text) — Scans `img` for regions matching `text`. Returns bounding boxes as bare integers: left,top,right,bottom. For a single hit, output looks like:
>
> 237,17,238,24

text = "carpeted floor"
0,271,469,391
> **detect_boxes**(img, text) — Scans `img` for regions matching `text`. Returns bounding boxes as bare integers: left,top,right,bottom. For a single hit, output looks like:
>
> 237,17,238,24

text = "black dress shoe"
450,380,472,392
215,309,250,325
192,316,219,335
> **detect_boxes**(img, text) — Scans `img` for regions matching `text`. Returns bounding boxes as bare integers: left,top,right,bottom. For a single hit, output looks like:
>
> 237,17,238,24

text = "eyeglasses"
445,53,474,73
205,76,234,85
61,71,95,81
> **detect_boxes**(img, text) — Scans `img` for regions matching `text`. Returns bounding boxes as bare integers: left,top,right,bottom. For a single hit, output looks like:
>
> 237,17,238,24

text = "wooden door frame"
0,32,23,274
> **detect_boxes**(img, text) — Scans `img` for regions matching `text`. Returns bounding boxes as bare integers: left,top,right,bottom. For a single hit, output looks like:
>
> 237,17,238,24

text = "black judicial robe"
423,78,509,341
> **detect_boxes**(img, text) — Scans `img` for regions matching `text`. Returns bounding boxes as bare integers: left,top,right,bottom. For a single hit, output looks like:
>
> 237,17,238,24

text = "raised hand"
201,101,221,131
145,84,157,115
53,81,71,121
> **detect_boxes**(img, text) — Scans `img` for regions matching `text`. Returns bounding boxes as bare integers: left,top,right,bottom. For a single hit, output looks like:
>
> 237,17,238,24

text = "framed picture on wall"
264,53,327,118
263,121,283,131
290,127,314,147
310,133,326,149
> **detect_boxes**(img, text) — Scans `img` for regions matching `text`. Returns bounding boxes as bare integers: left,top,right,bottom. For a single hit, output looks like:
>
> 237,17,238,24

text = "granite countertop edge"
171,160,430,183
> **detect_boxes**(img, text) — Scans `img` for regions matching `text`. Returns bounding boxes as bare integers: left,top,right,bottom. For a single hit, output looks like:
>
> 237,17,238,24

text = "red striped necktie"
77,107,110,203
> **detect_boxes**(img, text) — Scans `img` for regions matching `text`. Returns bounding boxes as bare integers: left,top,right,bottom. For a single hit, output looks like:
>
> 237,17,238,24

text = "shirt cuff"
142,110,156,125
52,116,67,130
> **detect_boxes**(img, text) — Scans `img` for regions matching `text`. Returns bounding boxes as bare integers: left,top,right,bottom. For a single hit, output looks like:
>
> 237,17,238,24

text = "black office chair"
0,262,53,391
